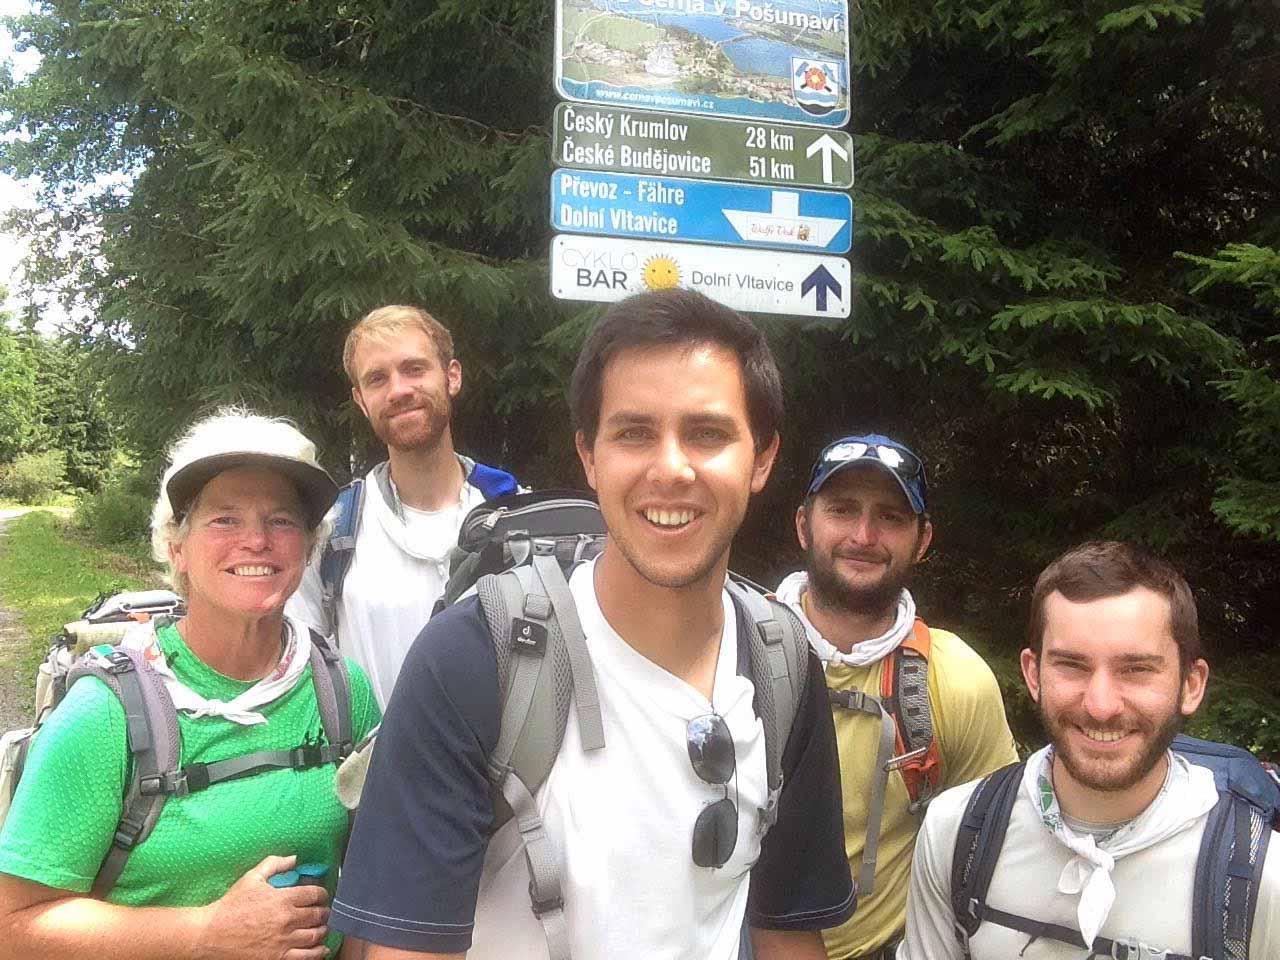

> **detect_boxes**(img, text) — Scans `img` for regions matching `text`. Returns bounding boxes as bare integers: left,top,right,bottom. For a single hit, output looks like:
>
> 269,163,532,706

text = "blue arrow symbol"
801,265,842,312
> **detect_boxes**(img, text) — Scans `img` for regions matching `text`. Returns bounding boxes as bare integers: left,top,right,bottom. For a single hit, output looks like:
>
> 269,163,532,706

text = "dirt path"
0,509,38,730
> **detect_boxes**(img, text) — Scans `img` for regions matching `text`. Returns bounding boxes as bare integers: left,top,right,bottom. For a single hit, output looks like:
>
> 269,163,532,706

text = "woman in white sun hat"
0,407,380,960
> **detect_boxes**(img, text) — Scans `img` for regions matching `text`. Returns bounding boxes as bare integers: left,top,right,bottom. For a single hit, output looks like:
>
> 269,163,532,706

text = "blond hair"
342,304,455,385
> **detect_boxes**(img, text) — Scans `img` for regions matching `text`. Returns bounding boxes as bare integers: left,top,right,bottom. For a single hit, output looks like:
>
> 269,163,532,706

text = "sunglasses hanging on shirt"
687,712,738,869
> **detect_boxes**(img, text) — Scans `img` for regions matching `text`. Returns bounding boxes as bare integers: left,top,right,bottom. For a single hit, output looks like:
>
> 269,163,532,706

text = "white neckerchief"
775,571,916,668
368,465,471,564
1021,743,1219,948
118,616,313,726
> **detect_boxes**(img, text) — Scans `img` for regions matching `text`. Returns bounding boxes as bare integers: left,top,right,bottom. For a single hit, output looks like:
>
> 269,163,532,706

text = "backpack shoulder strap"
467,461,519,500
882,618,942,810
826,681,896,898
1192,789,1272,960
950,760,1212,960
307,629,354,760
67,646,181,898
950,761,1023,947
727,579,809,831
319,479,364,637
474,555,604,960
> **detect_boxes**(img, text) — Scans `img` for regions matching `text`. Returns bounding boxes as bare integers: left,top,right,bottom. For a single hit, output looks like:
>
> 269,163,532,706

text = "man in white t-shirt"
288,304,517,706
333,289,855,959
899,541,1279,959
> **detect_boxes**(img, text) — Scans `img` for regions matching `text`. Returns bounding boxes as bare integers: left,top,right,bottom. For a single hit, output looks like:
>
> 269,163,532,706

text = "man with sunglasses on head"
332,289,854,960
775,434,1017,960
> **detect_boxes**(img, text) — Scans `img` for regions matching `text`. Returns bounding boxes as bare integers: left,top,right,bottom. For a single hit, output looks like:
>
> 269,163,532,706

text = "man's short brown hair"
1027,540,1202,674
568,289,783,454
342,305,455,385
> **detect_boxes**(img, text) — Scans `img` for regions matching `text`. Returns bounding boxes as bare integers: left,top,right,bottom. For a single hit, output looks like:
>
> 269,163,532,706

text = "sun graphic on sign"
642,255,681,290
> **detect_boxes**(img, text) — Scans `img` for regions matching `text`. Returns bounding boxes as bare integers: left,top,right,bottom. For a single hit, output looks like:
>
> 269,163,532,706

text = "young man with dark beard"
288,305,518,707
775,435,1016,960
899,541,1279,958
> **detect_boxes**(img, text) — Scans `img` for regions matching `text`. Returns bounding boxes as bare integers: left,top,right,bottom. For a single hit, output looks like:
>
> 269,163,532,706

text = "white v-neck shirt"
467,559,771,960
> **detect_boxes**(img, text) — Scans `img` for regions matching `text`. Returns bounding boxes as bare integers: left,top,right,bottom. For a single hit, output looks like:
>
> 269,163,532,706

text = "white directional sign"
551,234,851,318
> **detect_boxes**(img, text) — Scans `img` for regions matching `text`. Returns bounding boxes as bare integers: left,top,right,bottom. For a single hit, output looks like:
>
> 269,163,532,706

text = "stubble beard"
804,540,915,621
1039,696,1184,793
608,516,736,592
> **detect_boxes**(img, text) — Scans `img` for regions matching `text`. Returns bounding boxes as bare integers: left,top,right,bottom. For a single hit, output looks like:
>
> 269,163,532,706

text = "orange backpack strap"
881,618,942,811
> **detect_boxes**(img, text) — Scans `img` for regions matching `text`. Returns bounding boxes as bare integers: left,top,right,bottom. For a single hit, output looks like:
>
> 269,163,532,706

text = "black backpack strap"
67,647,181,899
950,761,1023,949
319,479,364,638
1193,790,1271,960
951,760,1199,960
965,909,1195,960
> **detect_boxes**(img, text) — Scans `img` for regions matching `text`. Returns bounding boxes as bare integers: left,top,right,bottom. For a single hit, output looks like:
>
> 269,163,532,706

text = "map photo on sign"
555,0,850,127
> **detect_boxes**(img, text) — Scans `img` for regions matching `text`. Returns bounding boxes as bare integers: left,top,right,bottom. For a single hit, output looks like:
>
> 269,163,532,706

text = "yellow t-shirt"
820,627,1018,959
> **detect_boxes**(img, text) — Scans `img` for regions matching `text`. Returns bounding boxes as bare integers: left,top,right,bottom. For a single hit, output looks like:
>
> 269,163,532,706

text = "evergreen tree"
17,325,117,491
3,0,1277,746
0,323,37,465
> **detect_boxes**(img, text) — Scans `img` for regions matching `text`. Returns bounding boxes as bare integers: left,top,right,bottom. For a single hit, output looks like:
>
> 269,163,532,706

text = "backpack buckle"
140,771,192,797
1109,940,1165,960
829,689,871,711
528,882,564,917
100,650,135,675
113,814,147,850
291,745,325,768
885,746,929,773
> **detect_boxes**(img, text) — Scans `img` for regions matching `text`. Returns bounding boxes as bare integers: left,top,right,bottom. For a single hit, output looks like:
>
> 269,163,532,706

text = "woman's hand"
196,855,331,960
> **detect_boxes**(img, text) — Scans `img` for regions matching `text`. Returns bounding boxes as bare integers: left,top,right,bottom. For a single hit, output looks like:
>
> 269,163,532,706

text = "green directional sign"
553,103,853,191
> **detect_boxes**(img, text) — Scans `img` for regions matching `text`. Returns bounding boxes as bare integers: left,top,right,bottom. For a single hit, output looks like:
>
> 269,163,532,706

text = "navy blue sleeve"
331,598,500,953
746,649,856,930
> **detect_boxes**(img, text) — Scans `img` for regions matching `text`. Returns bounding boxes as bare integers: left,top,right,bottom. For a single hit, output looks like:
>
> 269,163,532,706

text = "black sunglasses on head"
687,712,738,869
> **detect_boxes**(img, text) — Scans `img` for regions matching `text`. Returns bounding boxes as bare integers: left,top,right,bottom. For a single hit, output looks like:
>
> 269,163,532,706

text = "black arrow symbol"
801,265,842,312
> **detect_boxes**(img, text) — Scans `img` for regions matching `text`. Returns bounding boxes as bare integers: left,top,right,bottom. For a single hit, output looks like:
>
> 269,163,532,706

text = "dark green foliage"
2,0,566,475
73,478,153,545
2,0,1277,752
0,448,66,504
0,328,37,463
16,328,118,492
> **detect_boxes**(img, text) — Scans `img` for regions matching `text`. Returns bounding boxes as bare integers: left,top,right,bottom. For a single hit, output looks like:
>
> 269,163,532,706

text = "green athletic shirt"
0,622,380,957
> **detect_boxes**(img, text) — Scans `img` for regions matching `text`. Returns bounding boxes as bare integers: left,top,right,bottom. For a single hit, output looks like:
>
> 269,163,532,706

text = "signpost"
554,104,853,188
552,169,851,252
555,0,850,128
548,0,853,317
551,234,851,318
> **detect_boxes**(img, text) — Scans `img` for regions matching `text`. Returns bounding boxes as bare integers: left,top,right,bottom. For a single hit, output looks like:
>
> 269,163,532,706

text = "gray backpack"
479,556,811,958
1,610,354,897
338,498,812,960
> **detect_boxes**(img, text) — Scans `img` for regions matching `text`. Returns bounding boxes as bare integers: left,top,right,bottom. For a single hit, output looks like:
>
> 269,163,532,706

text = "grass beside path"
0,511,161,717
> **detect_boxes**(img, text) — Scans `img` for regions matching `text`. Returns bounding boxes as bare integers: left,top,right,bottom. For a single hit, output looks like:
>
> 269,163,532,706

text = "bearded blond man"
288,305,519,707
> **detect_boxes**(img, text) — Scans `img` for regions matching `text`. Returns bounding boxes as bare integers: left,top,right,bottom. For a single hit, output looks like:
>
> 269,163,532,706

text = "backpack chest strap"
144,743,348,797
968,902,1194,960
